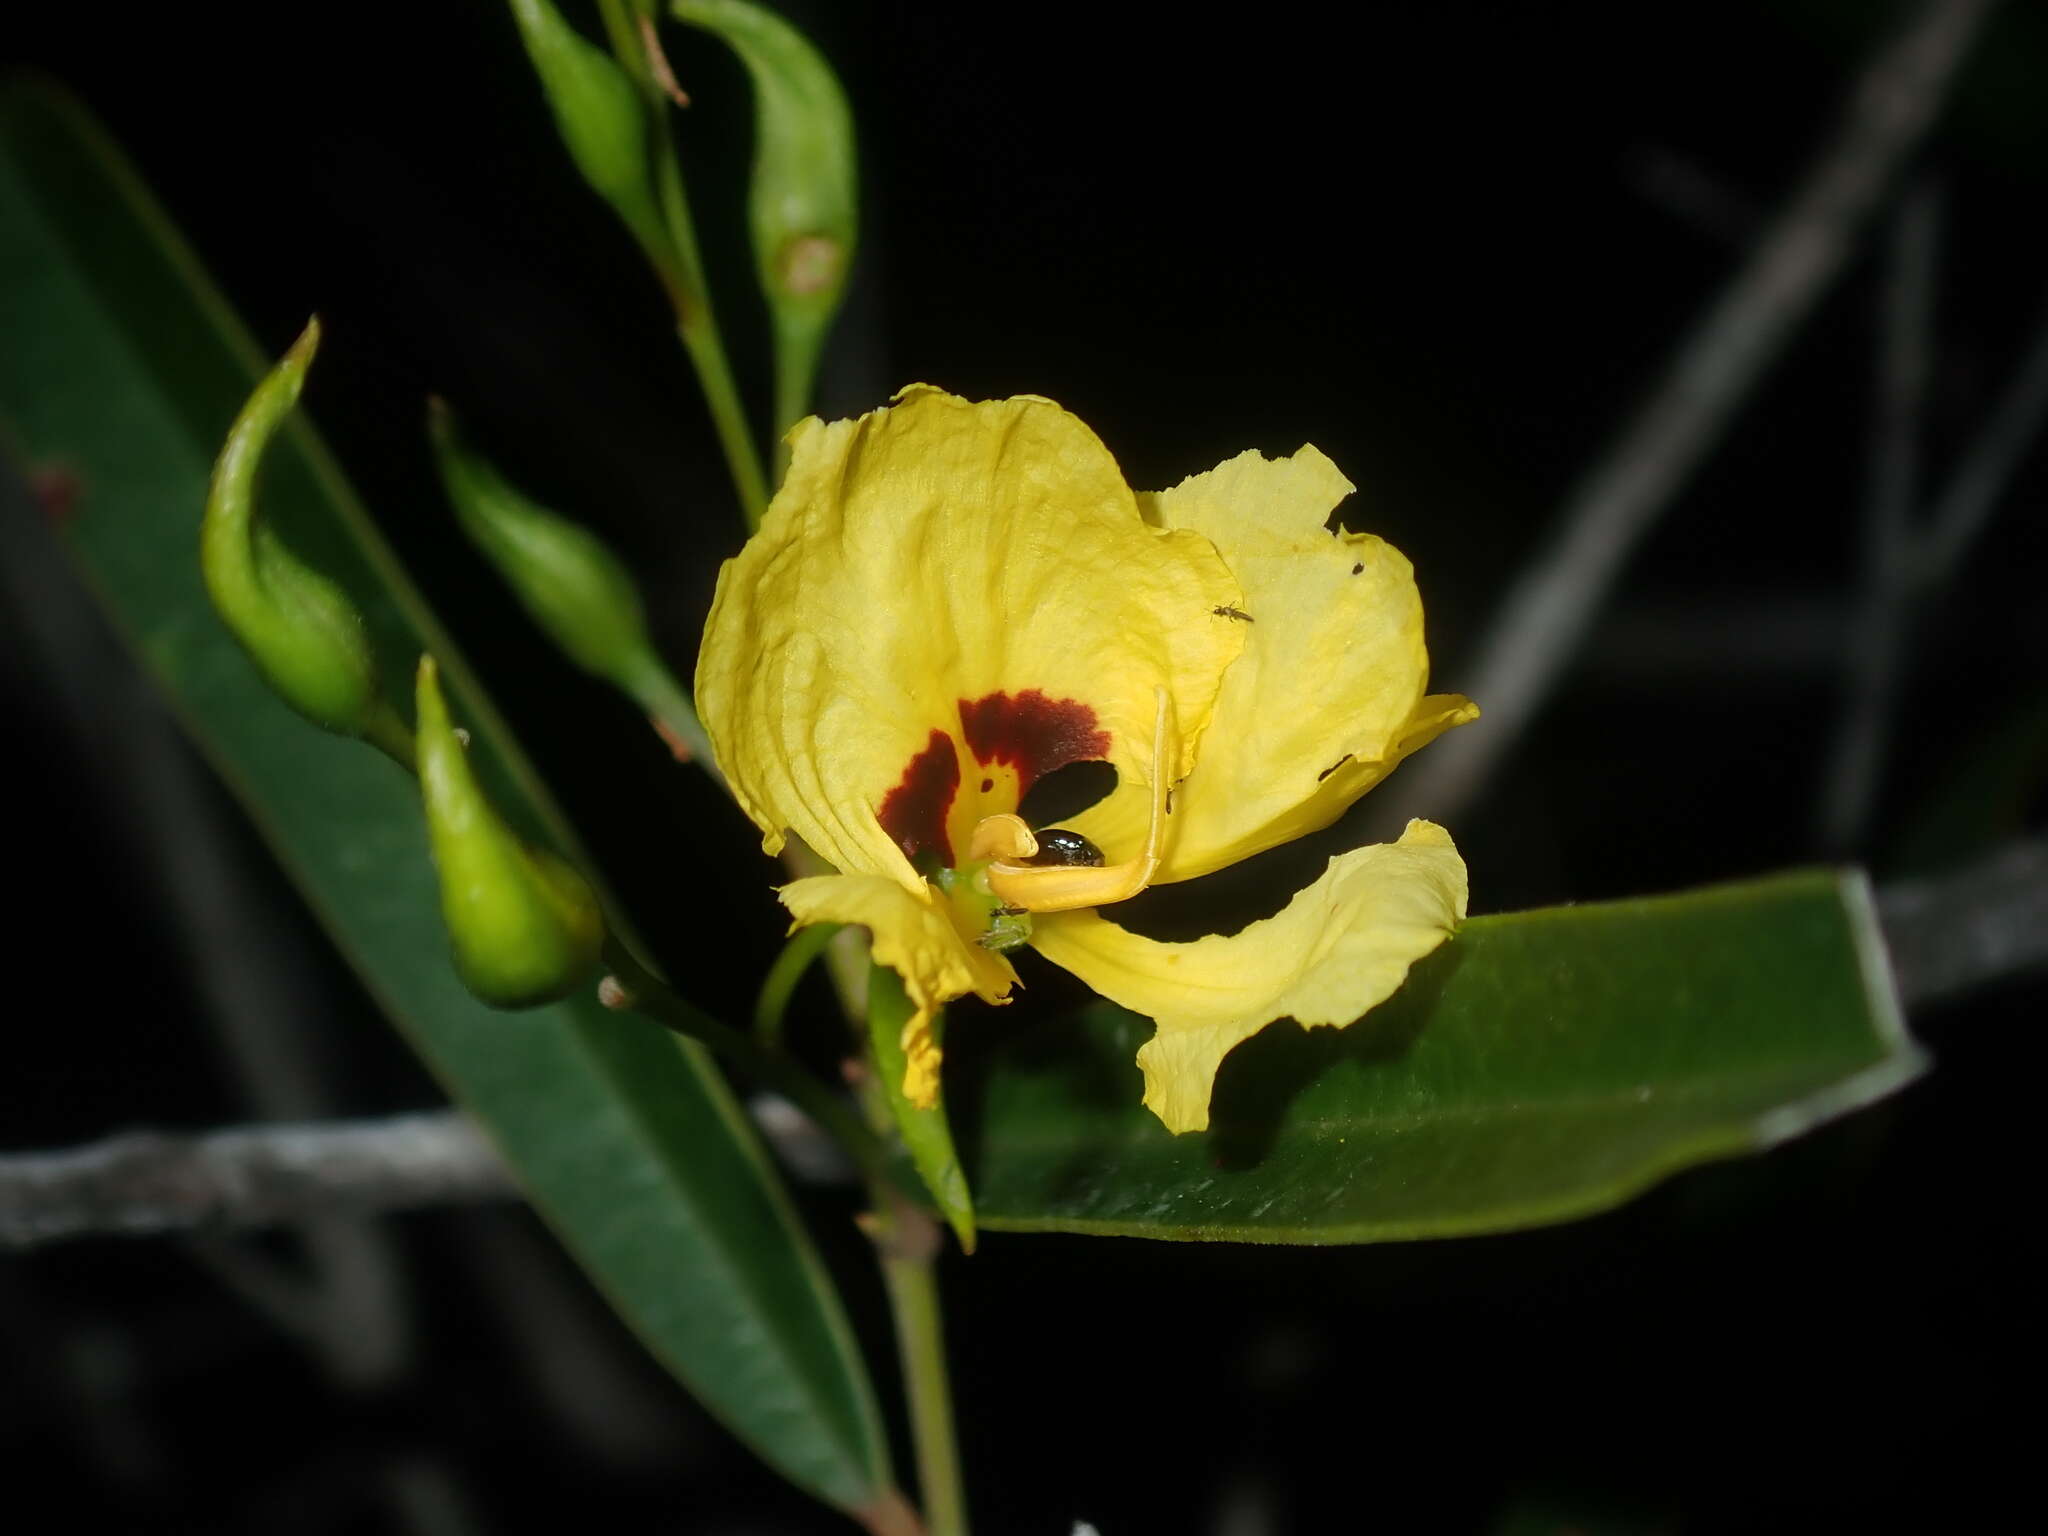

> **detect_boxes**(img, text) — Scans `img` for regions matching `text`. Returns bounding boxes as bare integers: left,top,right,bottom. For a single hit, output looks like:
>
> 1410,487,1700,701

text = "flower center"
874,686,1178,931
876,688,1111,870
972,688,1175,914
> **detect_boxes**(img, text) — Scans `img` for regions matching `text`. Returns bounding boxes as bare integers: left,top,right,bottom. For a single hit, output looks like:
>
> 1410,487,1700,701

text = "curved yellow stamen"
981,688,1176,914
968,813,1037,864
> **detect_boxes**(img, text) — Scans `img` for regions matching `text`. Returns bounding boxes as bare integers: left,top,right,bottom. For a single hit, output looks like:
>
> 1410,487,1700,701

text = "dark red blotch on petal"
959,690,1111,798
877,729,960,866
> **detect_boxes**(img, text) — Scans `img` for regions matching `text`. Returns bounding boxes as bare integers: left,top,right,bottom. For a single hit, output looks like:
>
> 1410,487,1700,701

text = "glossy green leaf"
0,82,893,1515
964,869,1923,1243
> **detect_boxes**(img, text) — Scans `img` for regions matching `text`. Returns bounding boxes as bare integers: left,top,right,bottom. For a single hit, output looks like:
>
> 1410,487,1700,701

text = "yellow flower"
697,386,1477,1133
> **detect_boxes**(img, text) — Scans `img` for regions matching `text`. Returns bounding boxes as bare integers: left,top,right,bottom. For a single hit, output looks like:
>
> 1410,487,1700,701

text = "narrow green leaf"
671,0,857,442
866,965,975,1254
964,869,1923,1243
0,82,892,1513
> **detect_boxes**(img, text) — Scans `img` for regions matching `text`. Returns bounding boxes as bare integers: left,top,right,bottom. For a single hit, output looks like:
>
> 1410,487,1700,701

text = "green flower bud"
202,318,409,762
429,403,656,687
416,654,604,1008
508,0,668,255
671,0,857,434
430,404,718,771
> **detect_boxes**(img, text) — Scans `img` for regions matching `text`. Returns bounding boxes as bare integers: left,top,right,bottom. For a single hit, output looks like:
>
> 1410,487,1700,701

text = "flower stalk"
869,1195,969,1536
671,0,859,460
515,0,769,523
598,941,902,1200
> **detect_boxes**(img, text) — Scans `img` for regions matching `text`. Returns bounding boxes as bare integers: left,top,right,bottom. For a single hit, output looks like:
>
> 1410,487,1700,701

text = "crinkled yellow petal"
1028,820,1468,1133
779,872,1016,1108
697,386,1244,889
1068,447,1474,882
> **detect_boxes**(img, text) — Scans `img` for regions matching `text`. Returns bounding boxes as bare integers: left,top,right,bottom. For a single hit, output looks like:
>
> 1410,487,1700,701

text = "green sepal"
671,0,856,435
508,0,669,256
416,653,604,1008
200,317,409,762
934,862,1032,953
866,963,976,1254
429,402,659,692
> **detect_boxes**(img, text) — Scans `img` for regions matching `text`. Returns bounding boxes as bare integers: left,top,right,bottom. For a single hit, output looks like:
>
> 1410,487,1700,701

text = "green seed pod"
416,654,604,1008
671,0,857,434
429,403,657,688
202,318,408,761
508,0,668,255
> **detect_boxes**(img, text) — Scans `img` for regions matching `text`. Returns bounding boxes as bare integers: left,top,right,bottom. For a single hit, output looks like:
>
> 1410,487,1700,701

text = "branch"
0,1112,509,1247
5,838,2043,1250
1818,267,2048,856
1918,293,2048,588
1878,836,2048,1006
1393,0,2001,825
1819,178,1942,854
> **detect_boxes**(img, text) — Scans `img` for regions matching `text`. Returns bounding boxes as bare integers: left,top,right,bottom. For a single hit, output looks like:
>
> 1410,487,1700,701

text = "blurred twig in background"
1877,836,2048,1002
7,835,2044,1252
1394,0,2003,826
0,1114,509,1249
1821,177,1940,854
1821,192,2048,853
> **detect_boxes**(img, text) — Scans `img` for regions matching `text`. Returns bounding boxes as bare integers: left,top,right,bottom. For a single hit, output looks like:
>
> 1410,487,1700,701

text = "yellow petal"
697,387,1244,888
1069,447,1474,882
780,872,1017,1108
1028,820,1468,1133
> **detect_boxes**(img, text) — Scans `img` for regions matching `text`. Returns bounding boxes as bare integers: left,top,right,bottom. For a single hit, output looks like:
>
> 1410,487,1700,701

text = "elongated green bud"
671,0,857,434
429,403,656,686
508,0,668,254
416,655,604,1008
202,318,409,761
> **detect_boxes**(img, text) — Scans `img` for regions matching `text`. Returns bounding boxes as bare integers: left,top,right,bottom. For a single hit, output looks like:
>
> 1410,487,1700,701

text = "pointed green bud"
428,403,659,687
202,318,410,762
416,655,604,1008
508,0,668,255
430,404,717,771
671,0,857,432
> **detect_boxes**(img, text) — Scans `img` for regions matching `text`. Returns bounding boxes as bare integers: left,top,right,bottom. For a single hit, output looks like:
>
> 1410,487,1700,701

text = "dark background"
4,2,2043,1531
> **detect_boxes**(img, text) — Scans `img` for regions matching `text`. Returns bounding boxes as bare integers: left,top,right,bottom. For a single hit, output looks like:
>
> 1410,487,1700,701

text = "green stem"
754,922,842,1049
853,1014,969,1533
623,656,720,782
677,299,771,523
589,0,645,63
872,1202,968,1536
594,0,770,525
601,940,899,1195
361,702,419,773
654,150,770,523
770,315,826,481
